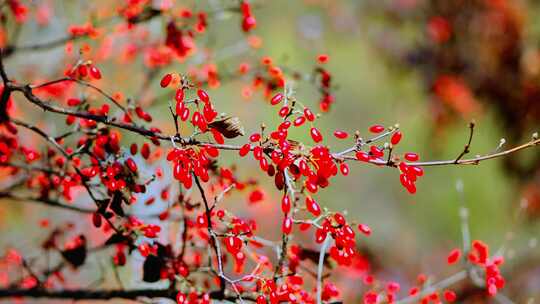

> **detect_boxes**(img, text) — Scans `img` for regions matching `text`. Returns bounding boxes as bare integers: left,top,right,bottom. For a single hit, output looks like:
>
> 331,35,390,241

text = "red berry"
270,93,284,105
67,98,81,106
130,143,138,155
305,196,321,216
92,212,102,228
370,145,384,158
369,124,385,133
278,106,289,117
78,64,87,77
317,54,329,64
340,163,349,175
282,216,293,234
304,108,315,121
391,131,402,145
179,106,190,121
256,295,267,304
242,15,257,32
410,165,424,176
225,236,242,254
356,151,370,162
197,89,210,103
443,290,457,302
447,248,461,265
358,224,371,236
89,65,101,79
177,292,187,304
249,133,261,142
333,130,348,139
175,89,184,103
160,73,172,88
141,143,150,159
125,158,138,173
293,116,306,127
404,152,419,162
310,127,323,143
239,144,251,157
281,195,291,213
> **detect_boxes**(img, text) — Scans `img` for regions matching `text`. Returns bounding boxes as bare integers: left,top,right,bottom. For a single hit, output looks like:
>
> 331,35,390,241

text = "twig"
341,138,540,167
394,271,468,304
0,288,246,302
31,77,129,114
454,121,475,163
192,174,227,300
0,192,95,214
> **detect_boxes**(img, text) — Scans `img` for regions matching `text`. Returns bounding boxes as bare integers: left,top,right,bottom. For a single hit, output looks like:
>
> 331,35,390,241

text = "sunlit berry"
305,196,321,216
358,224,371,236
281,194,291,213
356,151,370,162
304,108,315,121
293,116,306,127
404,152,419,162
369,124,385,133
340,163,349,175
239,144,251,157
282,217,293,234
278,106,289,117
249,133,261,142
310,127,323,143
175,89,184,103
270,93,284,105
89,65,101,79
333,130,348,139
391,131,402,145
126,158,137,173
197,89,210,103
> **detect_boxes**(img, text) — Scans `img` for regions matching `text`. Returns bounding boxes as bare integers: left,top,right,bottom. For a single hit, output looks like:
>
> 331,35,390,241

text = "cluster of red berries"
67,23,98,38
317,213,359,266
66,62,102,80
165,21,196,58
176,292,211,304
253,278,339,303
467,240,505,296
315,60,335,112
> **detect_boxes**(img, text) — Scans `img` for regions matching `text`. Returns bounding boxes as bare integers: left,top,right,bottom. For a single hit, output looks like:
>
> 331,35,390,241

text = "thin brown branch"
341,137,540,167
0,192,95,214
31,77,128,113
0,48,12,122
0,288,247,302
454,121,475,163
12,84,161,138
193,174,226,297
0,48,9,84
2,35,83,58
